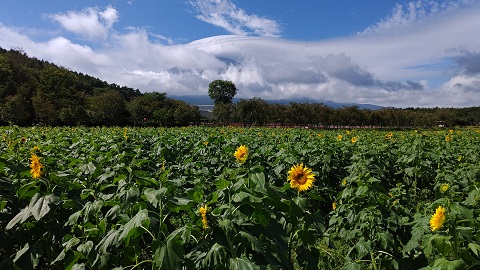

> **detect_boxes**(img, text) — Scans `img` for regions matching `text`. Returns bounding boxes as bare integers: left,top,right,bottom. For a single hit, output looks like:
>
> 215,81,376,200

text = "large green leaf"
229,256,260,270
205,243,227,268
144,187,167,208
79,162,96,175
83,200,103,222
119,209,149,242
354,239,373,259
154,227,188,270
235,231,265,253
77,241,94,256
6,206,31,229
97,229,121,253
29,193,60,221
428,258,465,270
250,173,267,194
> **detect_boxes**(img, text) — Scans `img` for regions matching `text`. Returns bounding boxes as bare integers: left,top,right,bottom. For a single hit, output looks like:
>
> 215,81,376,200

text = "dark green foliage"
0,47,200,127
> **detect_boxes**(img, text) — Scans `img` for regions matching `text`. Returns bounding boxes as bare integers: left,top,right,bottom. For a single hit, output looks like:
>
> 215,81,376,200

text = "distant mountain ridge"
168,95,383,110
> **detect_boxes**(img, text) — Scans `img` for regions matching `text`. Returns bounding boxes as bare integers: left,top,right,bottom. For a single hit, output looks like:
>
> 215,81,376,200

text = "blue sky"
1,0,480,107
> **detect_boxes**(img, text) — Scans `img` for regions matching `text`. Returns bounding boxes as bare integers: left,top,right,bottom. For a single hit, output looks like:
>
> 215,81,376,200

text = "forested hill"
0,47,201,126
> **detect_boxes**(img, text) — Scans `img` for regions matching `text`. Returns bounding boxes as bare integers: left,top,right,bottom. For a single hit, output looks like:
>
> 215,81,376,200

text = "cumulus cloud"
189,0,281,37
1,1,480,108
48,6,118,40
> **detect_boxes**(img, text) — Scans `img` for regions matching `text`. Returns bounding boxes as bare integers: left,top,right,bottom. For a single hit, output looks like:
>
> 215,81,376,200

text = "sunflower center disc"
296,174,307,184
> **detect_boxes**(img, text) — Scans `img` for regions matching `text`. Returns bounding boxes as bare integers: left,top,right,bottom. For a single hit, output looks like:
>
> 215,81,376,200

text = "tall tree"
208,80,237,105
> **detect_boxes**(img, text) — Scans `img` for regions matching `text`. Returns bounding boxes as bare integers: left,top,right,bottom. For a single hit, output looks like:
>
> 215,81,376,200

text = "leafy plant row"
0,126,479,269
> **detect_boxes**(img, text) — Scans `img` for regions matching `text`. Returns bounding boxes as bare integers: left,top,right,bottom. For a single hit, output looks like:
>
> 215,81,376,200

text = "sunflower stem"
370,252,379,270
452,224,459,260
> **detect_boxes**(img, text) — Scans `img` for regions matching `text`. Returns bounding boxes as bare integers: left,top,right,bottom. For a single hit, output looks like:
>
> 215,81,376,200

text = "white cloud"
361,0,473,33
189,0,281,37
48,6,118,41
1,2,480,108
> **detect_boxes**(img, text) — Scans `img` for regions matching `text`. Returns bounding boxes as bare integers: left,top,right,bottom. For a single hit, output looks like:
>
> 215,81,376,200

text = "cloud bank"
1,1,480,108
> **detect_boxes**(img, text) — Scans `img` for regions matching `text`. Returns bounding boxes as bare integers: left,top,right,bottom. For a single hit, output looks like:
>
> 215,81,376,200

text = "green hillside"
0,48,201,126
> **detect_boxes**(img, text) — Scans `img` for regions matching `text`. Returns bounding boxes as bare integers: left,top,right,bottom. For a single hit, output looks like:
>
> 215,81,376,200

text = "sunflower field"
1,126,480,269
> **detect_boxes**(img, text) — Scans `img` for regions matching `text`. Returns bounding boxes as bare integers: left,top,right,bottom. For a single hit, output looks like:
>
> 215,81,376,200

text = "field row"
1,126,479,269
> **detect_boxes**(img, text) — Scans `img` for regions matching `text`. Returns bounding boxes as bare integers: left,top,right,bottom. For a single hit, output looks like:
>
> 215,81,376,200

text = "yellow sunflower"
287,163,316,192
351,136,357,143
337,134,343,141
234,145,248,163
30,154,43,179
430,206,446,232
332,202,337,211
199,206,208,229
440,184,449,193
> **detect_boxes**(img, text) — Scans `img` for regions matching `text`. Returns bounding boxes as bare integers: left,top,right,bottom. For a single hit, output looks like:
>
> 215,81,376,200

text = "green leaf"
205,243,227,268
125,186,140,203
79,162,96,175
6,206,31,230
13,243,30,263
83,200,103,222
422,234,452,258
144,187,167,208
17,181,38,199
215,178,230,190
355,186,369,197
229,256,260,270
154,227,186,270
187,188,203,203
293,196,309,213
232,178,245,192
468,242,480,256
250,172,267,194
236,231,265,253
218,219,234,239
464,189,480,206
105,204,121,220
77,241,94,256
376,232,393,250
429,258,465,270
66,211,82,226
119,209,148,241
296,245,320,270
354,239,373,259
63,237,80,250
98,229,121,253
71,263,86,270
232,191,261,203
29,193,59,221
342,259,362,270
297,229,316,245
450,203,473,220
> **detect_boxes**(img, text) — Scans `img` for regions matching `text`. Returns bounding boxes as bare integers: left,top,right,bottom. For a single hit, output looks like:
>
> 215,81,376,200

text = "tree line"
207,80,480,128
210,100,480,128
1,47,479,128
0,48,201,127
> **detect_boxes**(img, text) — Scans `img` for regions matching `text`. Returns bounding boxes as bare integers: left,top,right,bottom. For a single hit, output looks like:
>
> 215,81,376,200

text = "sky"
1,0,480,108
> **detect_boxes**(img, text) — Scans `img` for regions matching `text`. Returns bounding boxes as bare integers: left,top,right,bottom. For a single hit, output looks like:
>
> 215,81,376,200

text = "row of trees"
206,80,480,128
211,98,480,128
0,48,200,127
